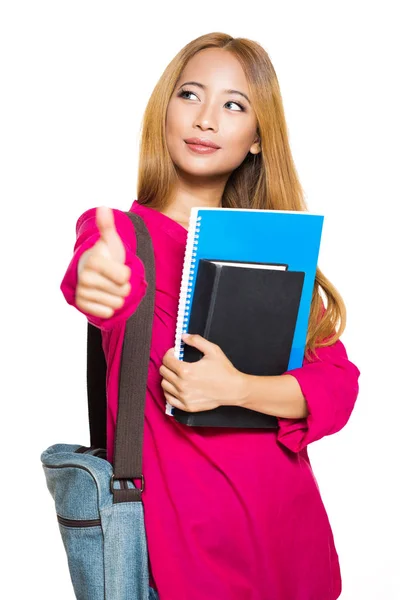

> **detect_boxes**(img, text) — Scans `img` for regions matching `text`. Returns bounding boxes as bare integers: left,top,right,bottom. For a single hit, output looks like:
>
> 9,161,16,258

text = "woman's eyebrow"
178,81,251,105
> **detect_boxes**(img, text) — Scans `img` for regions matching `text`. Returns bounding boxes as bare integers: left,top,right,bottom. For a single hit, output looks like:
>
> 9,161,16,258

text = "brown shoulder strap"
86,210,155,502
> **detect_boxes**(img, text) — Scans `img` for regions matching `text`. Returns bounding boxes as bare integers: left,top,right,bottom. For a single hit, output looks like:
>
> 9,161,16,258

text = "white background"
1,1,415,598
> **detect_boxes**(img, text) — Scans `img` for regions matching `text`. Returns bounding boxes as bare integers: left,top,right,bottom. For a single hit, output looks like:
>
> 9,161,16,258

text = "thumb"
182,333,218,357
95,206,126,263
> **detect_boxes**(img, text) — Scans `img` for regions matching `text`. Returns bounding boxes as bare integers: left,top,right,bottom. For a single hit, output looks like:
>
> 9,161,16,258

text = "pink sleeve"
276,336,360,453
60,207,148,331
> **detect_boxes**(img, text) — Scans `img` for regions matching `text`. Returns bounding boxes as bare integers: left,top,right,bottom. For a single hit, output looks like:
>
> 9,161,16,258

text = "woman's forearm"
235,372,309,419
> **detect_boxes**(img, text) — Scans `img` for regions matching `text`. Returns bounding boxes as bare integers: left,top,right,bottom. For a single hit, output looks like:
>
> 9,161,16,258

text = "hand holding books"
159,333,246,414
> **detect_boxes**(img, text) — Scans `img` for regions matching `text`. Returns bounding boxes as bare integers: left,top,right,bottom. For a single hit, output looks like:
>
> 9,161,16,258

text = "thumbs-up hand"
75,206,132,318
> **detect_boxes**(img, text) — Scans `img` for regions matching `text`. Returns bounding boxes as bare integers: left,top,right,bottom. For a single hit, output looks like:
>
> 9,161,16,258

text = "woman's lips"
185,142,220,154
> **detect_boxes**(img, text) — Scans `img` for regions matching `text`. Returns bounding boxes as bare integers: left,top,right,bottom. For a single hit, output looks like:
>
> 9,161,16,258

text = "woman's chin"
174,161,225,179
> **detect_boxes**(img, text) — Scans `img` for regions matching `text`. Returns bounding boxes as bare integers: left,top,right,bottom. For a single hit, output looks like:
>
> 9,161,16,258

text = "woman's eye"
224,100,245,112
180,90,198,100
179,90,245,112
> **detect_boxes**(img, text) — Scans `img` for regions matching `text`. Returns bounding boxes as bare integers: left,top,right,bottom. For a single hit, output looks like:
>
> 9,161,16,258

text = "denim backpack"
41,211,156,600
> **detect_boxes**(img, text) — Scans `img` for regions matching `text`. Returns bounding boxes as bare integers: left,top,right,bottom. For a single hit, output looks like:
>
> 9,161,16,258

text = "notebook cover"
174,260,304,427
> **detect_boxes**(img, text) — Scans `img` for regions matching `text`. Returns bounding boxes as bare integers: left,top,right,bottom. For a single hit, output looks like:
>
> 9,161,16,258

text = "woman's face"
165,48,260,180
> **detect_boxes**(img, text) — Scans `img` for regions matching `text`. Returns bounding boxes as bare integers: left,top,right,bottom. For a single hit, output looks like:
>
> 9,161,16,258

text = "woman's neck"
160,186,224,229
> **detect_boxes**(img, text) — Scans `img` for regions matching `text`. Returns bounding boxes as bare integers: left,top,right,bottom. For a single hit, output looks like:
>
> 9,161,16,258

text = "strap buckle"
110,474,145,494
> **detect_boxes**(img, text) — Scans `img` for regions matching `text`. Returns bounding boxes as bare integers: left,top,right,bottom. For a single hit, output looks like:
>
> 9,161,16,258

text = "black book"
173,259,305,428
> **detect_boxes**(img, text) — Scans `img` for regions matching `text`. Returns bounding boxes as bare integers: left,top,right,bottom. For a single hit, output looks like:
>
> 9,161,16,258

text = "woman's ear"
250,138,261,155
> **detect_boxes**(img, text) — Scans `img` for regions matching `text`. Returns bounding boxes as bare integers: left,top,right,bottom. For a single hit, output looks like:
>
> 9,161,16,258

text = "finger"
162,350,185,376
95,207,126,264
76,286,126,310
75,299,115,318
83,252,131,286
163,390,187,411
159,364,181,387
95,206,117,243
160,378,180,398
78,269,131,297
182,333,218,356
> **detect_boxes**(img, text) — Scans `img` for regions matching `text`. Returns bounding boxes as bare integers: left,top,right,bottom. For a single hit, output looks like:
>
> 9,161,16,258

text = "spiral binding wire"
165,210,202,416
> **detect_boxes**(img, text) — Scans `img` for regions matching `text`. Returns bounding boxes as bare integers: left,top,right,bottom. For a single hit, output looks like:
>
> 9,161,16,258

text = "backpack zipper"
57,514,101,528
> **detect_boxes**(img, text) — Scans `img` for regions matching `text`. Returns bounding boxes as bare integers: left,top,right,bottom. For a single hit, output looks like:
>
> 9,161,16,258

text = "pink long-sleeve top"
60,200,360,600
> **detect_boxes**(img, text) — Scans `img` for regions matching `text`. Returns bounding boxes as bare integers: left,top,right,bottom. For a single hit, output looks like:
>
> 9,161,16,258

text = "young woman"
61,32,360,600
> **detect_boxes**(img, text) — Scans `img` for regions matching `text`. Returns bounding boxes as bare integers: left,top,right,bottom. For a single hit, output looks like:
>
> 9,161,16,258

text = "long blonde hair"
136,32,346,360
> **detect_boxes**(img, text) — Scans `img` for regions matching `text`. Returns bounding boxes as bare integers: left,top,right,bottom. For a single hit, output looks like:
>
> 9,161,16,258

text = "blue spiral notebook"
167,207,324,423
